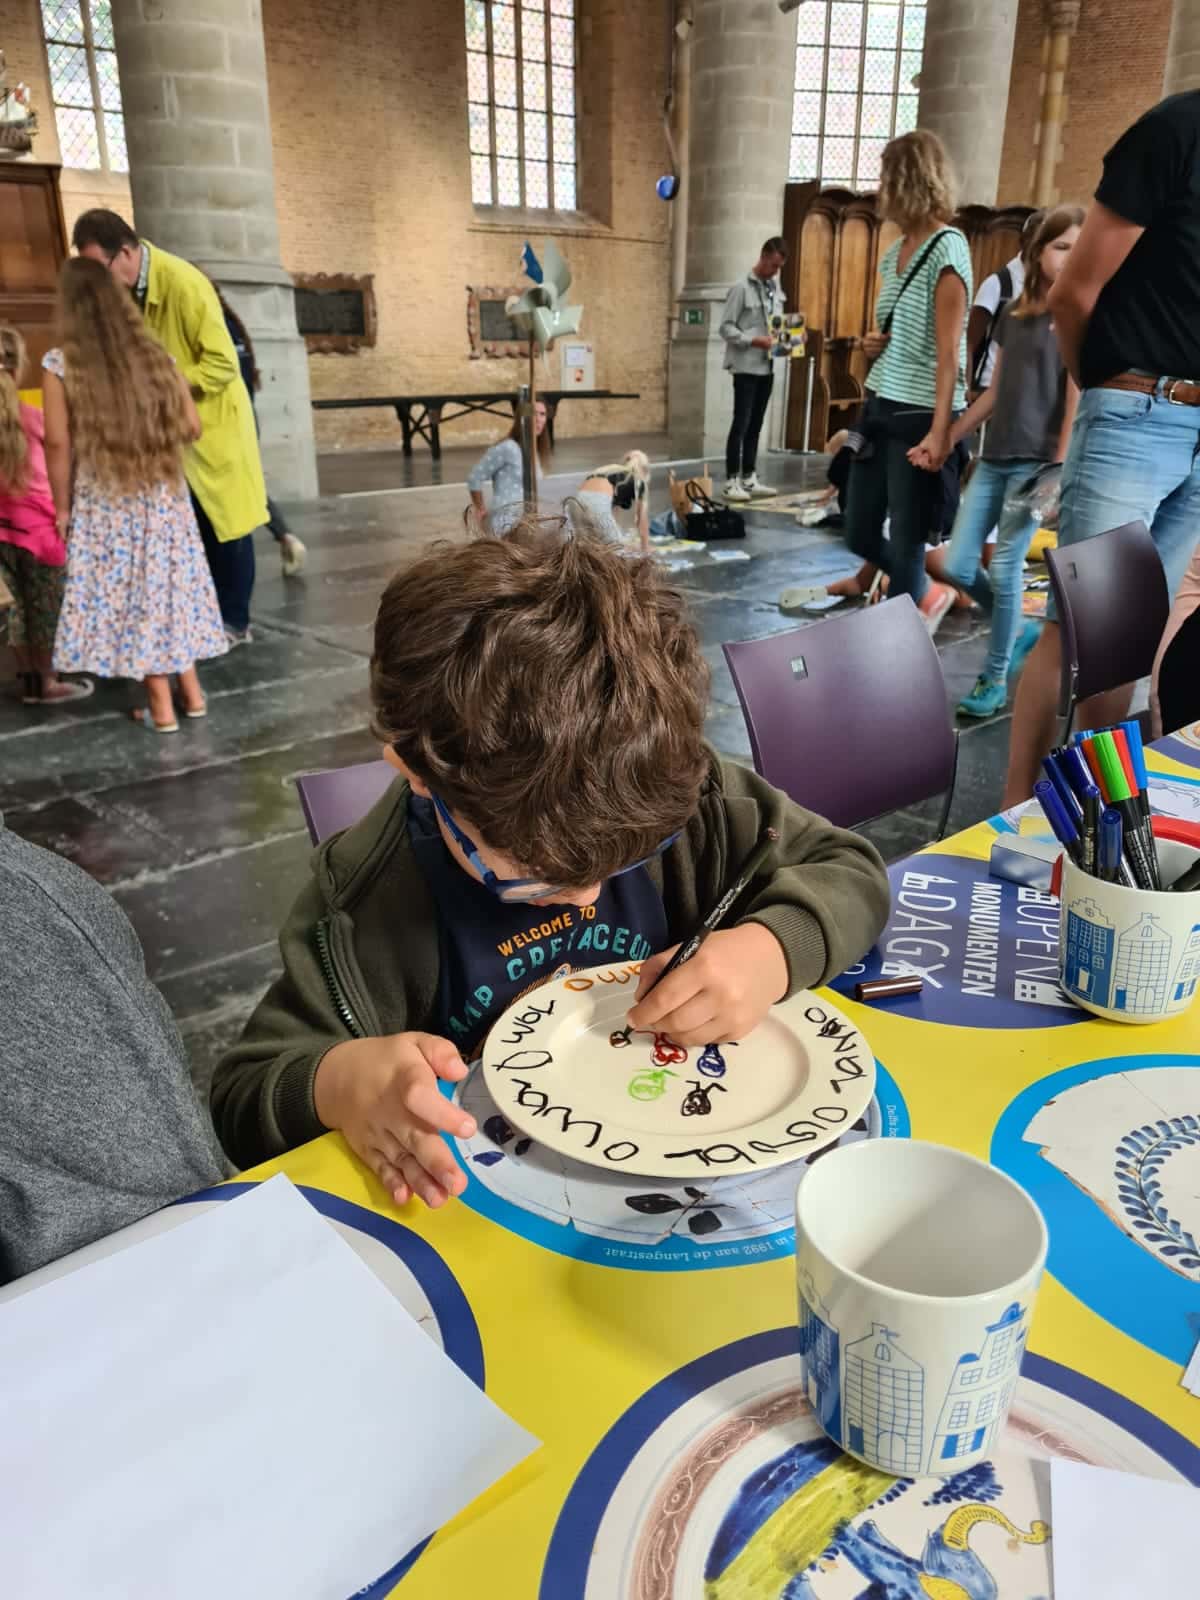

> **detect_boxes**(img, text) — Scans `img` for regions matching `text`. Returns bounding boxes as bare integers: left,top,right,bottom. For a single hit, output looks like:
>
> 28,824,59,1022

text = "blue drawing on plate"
1114,1118,1200,1273
929,1303,1027,1473
1113,913,1175,1015
1172,922,1200,1002
797,1271,841,1443
843,1324,925,1475
991,1055,1200,1365
703,1437,1048,1600
697,1041,731,1078
1063,896,1115,1007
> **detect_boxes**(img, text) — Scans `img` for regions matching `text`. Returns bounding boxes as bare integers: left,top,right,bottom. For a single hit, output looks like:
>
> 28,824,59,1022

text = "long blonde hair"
56,257,192,493
588,448,650,498
1011,204,1085,318
0,325,29,494
878,130,958,231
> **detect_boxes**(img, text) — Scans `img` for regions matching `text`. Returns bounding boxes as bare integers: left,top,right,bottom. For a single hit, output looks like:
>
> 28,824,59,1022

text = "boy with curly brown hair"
211,524,889,1209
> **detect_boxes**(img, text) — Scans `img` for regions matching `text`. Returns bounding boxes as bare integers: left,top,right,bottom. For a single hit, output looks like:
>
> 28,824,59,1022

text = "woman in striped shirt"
844,130,972,632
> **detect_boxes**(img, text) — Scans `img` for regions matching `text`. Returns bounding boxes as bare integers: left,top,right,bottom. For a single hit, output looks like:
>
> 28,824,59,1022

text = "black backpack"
971,265,1014,390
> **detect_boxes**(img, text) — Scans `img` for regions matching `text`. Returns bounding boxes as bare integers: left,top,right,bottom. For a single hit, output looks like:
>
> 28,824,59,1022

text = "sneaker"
958,674,1008,719
223,625,253,648
1009,616,1042,675
742,474,777,500
723,478,751,504
918,580,955,638
279,533,307,577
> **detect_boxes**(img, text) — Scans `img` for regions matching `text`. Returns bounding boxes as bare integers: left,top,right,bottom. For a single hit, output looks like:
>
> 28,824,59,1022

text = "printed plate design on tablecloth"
992,1056,1200,1366
540,1329,1200,1600
449,1063,909,1272
480,974,876,1180
180,1183,481,1600
830,855,1077,1029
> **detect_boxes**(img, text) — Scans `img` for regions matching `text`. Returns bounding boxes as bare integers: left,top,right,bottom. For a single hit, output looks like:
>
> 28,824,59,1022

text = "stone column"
916,0,1020,205
110,0,317,501
1165,0,1200,93
668,0,796,456
1032,2,1082,206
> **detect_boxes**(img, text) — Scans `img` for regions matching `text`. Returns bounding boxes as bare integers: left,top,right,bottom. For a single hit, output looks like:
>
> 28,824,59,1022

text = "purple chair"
295,759,396,844
1044,520,1169,740
722,595,959,837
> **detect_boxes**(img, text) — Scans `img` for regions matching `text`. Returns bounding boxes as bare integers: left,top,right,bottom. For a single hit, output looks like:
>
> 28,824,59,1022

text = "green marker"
1096,731,1154,889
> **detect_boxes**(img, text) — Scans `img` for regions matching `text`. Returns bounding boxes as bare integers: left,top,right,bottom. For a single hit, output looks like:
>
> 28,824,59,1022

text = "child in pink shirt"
0,327,92,706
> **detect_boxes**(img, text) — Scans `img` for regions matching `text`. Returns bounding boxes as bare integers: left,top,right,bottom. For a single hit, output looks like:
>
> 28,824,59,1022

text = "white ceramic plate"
480,966,875,1180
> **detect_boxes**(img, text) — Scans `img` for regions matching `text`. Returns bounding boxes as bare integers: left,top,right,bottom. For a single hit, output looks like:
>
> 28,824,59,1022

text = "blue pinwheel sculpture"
506,241,583,353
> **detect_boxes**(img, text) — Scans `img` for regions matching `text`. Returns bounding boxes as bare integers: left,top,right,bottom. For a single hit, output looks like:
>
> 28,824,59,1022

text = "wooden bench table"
312,389,640,459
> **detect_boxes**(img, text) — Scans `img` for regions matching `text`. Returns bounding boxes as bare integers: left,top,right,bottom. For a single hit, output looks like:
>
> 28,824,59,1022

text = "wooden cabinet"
0,162,67,377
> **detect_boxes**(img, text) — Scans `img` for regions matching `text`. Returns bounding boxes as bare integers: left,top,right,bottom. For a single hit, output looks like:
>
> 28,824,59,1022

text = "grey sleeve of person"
467,441,510,493
719,281,753,347
0,826,230,1284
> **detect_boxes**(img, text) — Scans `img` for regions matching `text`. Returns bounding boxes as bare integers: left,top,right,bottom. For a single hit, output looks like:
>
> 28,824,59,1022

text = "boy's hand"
313,1033,476,1209
626,924,789,1047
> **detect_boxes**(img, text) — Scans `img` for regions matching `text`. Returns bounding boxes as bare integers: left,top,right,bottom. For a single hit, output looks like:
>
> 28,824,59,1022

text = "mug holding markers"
1035,720,1200,1024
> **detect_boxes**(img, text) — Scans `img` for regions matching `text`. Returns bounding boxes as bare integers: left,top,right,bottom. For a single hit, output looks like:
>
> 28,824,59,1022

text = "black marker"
613,825,781,1044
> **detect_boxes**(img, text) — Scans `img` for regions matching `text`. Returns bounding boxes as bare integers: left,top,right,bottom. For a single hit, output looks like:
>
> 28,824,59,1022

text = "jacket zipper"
315,917,365,1039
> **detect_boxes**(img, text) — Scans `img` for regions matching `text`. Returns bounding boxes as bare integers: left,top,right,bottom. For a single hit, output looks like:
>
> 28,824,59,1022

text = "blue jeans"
1051,385,1200,620
193,492,256,633
942,457,1042,682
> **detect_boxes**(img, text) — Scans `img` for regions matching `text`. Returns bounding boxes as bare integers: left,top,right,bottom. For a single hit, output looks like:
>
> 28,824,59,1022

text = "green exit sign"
684,308,705,326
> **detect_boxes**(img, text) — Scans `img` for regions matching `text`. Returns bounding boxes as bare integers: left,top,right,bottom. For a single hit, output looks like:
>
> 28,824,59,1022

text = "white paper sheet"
1050,1460,1200,1599
0,1176,538,1600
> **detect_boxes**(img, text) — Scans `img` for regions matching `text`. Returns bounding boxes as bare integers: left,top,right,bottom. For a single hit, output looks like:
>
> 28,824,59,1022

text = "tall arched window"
39,0,127,173
790,2,926,191
465,0,577,210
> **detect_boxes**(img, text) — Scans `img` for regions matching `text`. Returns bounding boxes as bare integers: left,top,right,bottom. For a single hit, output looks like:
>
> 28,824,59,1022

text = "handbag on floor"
682,482,746,541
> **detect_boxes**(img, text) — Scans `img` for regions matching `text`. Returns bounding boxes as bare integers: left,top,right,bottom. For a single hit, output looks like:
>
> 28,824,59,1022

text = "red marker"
1080,736,1109,803
1112,728,1139,800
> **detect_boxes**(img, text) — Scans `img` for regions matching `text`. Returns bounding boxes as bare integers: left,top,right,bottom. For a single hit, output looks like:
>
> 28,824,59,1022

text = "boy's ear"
383,745,431,796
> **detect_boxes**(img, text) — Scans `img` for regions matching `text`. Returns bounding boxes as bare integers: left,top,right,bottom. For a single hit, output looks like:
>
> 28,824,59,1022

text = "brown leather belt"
1100,370,1200,406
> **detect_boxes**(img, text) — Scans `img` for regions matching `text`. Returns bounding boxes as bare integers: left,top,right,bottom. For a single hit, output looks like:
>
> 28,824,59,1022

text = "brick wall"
998,0,1173,206
260,0,673,452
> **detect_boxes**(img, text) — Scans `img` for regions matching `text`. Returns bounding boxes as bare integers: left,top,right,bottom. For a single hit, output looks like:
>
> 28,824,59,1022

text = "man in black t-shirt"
1006,91,1200,802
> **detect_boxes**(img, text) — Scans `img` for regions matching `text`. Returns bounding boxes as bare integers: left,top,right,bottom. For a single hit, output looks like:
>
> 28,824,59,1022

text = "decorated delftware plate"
480,967,875,1180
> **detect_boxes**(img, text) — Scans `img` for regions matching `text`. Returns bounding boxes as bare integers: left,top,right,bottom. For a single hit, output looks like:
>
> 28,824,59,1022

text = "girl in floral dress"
44,257,227,733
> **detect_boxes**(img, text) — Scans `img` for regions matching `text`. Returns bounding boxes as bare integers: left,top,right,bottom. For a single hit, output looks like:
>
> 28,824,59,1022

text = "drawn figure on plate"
785,1506,1050,1600
628,1066,678,1102
682,1079,727,1117
698,1041,739,1078
704,1431,1050,1600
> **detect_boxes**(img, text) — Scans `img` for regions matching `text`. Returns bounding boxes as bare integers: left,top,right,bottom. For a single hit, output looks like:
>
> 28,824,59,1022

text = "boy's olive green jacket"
211,751,890,1170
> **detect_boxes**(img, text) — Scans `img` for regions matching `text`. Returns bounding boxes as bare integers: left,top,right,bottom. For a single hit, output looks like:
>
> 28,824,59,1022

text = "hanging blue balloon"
656,174,680,201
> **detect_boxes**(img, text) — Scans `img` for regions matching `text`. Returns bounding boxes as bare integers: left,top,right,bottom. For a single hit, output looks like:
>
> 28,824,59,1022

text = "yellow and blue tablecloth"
214,728,1200,1597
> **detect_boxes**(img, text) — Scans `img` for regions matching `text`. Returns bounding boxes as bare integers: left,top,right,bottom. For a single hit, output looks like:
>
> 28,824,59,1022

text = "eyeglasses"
429,791,678,904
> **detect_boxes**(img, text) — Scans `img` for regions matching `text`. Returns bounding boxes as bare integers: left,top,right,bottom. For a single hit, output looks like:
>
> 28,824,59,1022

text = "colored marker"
1120,720,1161,888
1080,736,1108,801
1059,743,1096,804
1096,733,1155,889
1034,779,1082,866
1079,783,1101,877
1099,807,1124,884
1042,753,1081,823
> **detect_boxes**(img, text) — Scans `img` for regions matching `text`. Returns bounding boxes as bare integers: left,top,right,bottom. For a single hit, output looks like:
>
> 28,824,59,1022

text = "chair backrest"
722,596,957,830
1045,521,1170,705
295,760,396,844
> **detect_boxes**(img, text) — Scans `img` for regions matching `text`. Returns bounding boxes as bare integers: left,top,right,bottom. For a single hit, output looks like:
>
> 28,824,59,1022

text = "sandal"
21,673,95,706
130,707,179,735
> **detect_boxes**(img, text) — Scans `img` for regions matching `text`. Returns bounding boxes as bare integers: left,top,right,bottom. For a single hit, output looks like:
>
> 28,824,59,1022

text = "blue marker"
1034,779,1082,866
1059,743,1096,803
1121,719,1150,793
1042,753,1081,821
1099,806,1124,884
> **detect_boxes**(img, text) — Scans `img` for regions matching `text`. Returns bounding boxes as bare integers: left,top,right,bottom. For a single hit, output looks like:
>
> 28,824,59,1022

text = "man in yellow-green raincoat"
72,209,268,644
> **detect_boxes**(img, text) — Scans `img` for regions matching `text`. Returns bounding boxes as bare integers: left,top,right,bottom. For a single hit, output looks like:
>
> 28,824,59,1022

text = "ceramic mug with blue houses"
794,1140,1047,1478
1059,842,1200,1025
